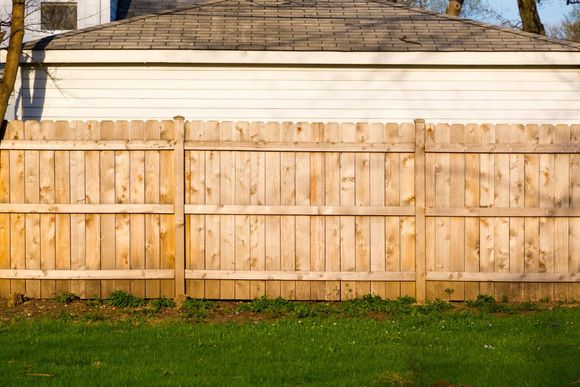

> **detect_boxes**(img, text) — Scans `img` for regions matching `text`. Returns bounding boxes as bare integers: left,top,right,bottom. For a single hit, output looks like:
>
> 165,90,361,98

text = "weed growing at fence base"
0,296,578,386
53,292,79,305
106,290,146,308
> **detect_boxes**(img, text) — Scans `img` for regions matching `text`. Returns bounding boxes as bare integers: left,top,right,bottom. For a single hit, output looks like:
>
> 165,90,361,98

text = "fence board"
114,121,131,295
264,122,282,298
369,124,386,299
84,122,100,299
0,146,9,298
280,150,297,300
324,123,341,300
235,149,252,300
160,121,175,298
145,121,161,298
100,121,116,297
9,121,26,295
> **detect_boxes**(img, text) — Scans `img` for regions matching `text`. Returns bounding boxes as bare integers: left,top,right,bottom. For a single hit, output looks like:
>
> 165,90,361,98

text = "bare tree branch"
0,0,25,123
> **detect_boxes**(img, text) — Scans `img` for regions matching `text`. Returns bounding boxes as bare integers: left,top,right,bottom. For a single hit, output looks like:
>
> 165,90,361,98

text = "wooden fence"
0,119,578,302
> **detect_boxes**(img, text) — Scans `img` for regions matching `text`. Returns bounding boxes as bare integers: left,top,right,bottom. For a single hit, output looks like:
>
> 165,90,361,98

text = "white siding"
14,65,580,124
78,0,114,28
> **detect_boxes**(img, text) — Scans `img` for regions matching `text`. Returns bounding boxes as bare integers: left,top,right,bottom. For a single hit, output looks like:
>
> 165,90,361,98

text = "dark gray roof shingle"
26,0,580,52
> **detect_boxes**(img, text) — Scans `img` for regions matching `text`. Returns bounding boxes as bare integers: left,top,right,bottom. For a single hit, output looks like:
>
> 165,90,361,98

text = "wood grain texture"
2,120,578,302
0,147,10,298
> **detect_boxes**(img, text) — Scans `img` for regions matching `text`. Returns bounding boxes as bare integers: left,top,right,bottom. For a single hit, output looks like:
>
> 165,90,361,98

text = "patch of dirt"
0,298,293,324
0,298,576,325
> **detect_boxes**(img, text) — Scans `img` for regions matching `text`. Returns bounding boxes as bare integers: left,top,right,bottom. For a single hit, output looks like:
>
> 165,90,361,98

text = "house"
0,0,119,43
0,0,201,43
9,0,580,123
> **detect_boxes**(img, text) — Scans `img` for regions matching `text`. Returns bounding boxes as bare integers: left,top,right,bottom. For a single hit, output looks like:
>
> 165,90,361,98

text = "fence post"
414,119,426,303
173,116,186,297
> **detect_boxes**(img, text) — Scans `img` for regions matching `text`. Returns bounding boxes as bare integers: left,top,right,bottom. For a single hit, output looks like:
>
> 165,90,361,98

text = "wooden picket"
0,119,578,302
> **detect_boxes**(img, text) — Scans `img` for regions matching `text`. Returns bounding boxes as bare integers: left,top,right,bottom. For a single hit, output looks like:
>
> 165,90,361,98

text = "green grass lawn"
0,297,578,386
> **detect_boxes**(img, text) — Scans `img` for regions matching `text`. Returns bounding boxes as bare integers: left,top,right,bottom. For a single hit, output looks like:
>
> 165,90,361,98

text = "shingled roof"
26,0,580,51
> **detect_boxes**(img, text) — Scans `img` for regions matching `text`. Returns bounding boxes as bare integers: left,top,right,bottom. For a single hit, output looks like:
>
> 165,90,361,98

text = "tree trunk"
0,0,25,123
517,0,545,35
446,0,464,16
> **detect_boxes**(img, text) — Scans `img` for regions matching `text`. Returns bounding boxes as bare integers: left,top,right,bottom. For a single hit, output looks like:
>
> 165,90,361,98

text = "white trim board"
11,50,580,66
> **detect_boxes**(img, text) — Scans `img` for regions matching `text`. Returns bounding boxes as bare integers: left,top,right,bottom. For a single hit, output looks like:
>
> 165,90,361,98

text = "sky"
500,0,578,26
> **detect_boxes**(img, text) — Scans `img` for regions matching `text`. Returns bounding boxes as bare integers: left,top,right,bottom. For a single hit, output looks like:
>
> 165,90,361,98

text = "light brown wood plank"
68,123,85,297
99,121,116,297
295,122,312,300
310,123,325,300
0,270,174,280
127,121,146,298
539,127,556,300
554,125,571,300
24,121,41,298
479,127,494,298
0,148,9,298
184,270,416,281
1,140,174,151
400,150,416,299
187,147,206,298
354,152,371,298
173,118,186,297
184,205,414,217
324,123,341,300
114,122,131,294
264,122,281,298
384,125,402,299
426,272,577,282
39,196,56,301
524,127,540,300
463,124,481,300
82,122,100,299
159,120,176,298
37,122,56,298
508,125,526,301
0,203,173,214
218,122,236,299
249,123,267,298
250,214,266,299
491,125,510,300
570,150,580,301
240,123,259,298
280,143,296,299
143,121,161,298
433,124,451,300
54,123,71,294
295,150,312,300
425,143,580,154
369,133,386,299
205,140,221,299
425,207,580,217
234,149,252,300
339,123,357,300
448,124,465,300
185,141,415,153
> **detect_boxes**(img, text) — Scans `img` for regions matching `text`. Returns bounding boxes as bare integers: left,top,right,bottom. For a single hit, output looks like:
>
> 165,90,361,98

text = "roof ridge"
373,0,580,50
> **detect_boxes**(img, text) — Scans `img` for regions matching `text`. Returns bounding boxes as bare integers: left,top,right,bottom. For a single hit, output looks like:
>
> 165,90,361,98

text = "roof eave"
12,50,580,66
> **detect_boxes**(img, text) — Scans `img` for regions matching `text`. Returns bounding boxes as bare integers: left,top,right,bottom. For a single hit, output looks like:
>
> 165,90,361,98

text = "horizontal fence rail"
0,119,579,302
